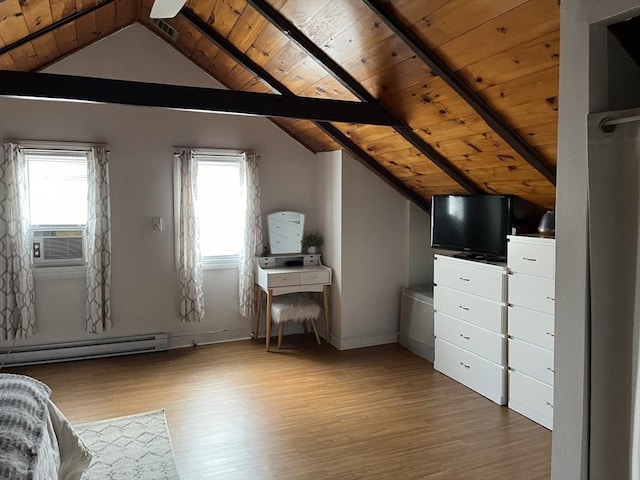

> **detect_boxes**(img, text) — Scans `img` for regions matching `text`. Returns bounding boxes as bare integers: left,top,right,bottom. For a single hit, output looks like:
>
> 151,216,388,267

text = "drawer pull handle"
546,332,555,337
546,296,555,301
547,367,555,373
546,401,554,409
459,277,470,282
459,362,471,369
459,305,470,311
459,334,471,340
523,257,537,262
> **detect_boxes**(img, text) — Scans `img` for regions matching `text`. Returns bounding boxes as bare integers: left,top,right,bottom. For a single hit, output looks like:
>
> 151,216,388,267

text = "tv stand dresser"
433,236,556,429
433,254,508,405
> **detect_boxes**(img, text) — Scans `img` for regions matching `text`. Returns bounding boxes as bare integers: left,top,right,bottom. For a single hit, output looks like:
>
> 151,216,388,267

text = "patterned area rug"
75,410,180,480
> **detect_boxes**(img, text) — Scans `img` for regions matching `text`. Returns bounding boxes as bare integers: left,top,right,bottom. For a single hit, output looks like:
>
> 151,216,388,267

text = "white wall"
317,151,343,339
0,24,318,349
555,1,640,478
340,152,408,344
317,151,409,349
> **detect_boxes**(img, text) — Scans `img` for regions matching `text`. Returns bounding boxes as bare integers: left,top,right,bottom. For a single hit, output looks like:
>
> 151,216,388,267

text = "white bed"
0,373,92,480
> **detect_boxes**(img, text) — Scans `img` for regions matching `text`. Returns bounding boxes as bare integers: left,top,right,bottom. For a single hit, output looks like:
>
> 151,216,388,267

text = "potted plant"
302,233,323,254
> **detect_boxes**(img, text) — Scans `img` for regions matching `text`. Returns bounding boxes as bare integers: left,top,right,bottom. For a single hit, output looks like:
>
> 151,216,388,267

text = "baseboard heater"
0,333,169,367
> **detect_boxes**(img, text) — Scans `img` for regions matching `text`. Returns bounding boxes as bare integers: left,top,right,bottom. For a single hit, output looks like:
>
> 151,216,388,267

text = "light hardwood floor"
10,338,551,480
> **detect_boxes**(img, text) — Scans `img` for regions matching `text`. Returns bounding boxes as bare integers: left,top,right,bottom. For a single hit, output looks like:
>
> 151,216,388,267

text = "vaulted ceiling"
0,0,559,210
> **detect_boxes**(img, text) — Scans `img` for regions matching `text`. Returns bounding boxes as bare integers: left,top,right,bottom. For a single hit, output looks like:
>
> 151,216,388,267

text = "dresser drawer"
299,269,330,285
435,338,506,405
508,305,554,350
508,338,554,385
507,240,555,278
434,285,505,333
258,257,276,269
508,273,555,315
303,255,320,266
267,272,300,288
435,312,505,365
508,370,553,429
434,256,506,301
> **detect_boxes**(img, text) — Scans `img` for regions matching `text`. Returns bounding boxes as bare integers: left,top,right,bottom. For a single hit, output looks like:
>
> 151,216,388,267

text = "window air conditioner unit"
32,227,86,265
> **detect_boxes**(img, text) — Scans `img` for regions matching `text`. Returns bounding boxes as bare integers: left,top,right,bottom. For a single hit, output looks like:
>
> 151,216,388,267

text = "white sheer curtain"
85,146,112,333
0,143,36,340
238,152,262,317
177,149,205,322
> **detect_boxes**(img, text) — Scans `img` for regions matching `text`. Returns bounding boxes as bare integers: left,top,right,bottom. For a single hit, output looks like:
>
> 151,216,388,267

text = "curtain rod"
9,140,110,154
173,147,246,155
599,115,640,133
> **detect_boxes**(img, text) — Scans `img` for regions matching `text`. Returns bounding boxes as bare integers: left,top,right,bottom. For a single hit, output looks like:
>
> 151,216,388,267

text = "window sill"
32,265,87,280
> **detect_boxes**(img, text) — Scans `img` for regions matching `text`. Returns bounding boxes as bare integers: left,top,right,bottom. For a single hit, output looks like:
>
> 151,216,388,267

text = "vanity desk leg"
253,287,263,340
265,288,274,351
323,284,331,344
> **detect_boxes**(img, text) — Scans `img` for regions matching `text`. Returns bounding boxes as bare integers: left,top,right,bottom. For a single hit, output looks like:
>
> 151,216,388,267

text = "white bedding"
0,374,92,480
47,399,92,480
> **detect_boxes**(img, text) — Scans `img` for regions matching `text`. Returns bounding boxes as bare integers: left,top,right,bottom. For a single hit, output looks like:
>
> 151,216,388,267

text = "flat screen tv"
431,194,513,261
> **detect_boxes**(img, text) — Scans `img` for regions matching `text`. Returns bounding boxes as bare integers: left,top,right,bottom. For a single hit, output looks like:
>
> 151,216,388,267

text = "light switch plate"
152,217,162,232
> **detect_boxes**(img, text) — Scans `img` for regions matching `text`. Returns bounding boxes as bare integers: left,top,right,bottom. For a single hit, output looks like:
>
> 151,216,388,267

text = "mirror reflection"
267,211,305,254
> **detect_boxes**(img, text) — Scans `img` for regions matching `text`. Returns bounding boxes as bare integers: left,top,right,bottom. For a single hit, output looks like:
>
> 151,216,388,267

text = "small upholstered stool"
270,293,322,350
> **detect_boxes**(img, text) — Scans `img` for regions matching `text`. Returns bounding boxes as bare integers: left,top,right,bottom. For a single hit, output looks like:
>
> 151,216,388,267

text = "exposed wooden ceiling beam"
246,0,373,101
180,7,431,212
245,0,480,194
0,0,118,58
362,0,557,186
0,70,402,126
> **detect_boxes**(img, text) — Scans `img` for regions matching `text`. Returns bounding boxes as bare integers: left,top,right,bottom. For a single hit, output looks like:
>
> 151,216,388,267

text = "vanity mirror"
267,211,305,254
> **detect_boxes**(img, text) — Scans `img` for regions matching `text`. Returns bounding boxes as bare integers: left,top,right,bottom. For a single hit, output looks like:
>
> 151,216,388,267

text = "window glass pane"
197,159,242,258
27,153,88,226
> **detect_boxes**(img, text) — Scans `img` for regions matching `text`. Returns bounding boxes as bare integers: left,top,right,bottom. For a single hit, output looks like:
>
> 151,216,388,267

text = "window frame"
173,148,244,271
21,141,96,269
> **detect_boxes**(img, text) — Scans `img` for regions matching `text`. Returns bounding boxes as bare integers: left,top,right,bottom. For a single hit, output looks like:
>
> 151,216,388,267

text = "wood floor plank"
8,339,551,480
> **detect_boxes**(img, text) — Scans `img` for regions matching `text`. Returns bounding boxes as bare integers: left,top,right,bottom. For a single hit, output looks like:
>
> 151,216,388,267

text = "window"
176,150,243,268
25,149,89,266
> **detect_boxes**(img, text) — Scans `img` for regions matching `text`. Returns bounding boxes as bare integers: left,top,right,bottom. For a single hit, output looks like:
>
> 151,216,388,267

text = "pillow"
0,373,52,480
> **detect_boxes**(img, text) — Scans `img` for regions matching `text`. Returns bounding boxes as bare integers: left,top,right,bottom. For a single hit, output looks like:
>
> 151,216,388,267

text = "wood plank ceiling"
0,0,559,209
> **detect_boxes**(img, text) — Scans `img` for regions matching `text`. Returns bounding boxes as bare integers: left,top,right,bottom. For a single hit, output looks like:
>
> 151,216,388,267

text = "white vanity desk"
254,253,332,351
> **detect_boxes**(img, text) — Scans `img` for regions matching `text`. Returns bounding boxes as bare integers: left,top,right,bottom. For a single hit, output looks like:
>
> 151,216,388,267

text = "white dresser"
433,254,508,405
506,235,556,430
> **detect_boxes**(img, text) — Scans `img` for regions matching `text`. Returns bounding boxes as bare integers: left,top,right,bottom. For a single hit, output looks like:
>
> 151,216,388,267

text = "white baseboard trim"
330,332,398,350
168,328,251,349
